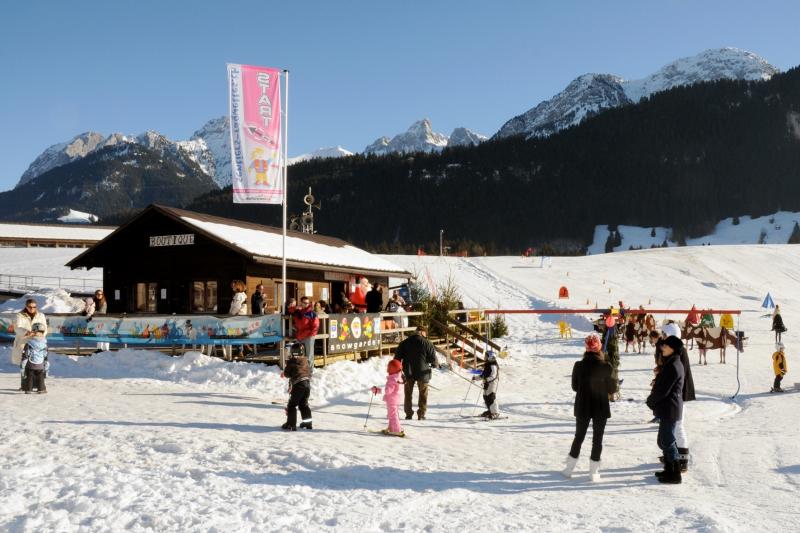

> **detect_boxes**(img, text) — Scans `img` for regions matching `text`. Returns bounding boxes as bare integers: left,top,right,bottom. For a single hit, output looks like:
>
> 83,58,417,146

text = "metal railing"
0,273,102,294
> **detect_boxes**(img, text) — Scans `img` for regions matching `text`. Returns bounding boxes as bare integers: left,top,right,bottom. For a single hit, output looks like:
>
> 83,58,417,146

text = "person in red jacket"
289,296,320,371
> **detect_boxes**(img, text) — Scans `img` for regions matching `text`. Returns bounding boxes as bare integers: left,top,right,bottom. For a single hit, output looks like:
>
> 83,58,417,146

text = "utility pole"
439,229,444,256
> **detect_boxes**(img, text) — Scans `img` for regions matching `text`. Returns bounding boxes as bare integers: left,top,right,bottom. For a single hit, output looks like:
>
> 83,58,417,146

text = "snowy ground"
2,245,800,531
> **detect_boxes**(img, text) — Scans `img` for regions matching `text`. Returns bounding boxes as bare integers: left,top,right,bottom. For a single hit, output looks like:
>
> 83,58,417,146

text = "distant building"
0,222,115,248
66,204,410,314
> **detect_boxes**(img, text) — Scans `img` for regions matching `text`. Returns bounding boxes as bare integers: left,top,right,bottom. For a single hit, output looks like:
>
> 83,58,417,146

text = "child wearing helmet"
771,343,788,393
473,351,500,419
372,359,406,436
21,322,49,394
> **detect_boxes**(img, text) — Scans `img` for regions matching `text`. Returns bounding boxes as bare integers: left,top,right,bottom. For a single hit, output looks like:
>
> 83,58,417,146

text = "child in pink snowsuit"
373,359,405,434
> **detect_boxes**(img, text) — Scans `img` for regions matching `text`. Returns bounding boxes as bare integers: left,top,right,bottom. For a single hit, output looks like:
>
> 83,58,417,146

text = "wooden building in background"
66,205,410,314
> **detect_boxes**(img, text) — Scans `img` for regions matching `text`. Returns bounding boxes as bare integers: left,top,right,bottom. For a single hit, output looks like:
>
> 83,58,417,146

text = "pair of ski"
366,428,407,438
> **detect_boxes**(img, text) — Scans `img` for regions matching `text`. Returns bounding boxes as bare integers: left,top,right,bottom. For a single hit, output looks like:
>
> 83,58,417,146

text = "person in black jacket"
772,308,787,343
251,284,265,316
394,327,438,420
674,344,695,472
646,335,685,484
366,283,384,313
562,334,616,482
281,353,313,431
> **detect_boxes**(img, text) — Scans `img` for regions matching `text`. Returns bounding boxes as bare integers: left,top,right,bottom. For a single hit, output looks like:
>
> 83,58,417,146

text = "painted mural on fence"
0,314,282,345
327,313,381,354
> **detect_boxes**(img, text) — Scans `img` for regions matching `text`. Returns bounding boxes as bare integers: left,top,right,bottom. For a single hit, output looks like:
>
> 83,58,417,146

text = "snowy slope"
588,210,800,254
495,47,779,139
56,209,99,224
1,245,799,531
287,146,354,166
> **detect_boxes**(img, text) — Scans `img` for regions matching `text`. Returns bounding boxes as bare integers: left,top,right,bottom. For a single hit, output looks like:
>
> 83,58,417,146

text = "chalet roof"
0,222,115,242
67,205,410,278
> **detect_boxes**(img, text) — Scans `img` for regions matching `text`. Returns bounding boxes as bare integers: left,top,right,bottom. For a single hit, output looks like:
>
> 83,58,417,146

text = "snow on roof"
0,222,115,241
180,215,409,276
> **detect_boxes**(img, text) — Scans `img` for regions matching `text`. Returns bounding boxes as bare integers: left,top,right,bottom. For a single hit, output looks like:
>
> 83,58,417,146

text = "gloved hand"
371,386,381,395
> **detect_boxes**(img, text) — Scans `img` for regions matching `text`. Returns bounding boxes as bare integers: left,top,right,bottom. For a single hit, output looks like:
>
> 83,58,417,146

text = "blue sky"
1,0,799,190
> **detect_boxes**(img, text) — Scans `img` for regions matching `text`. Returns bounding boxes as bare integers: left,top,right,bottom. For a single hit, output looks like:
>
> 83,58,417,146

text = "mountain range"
1,47,788,232
494,47,779,139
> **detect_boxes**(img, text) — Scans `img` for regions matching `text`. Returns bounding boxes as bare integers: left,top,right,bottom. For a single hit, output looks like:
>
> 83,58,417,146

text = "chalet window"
191,281,218,313
135,282,158,312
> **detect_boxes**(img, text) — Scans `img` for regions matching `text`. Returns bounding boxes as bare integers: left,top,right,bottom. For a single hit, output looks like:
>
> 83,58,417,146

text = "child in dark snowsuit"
21,322,49,394
281,353,312,430
473,351,500,419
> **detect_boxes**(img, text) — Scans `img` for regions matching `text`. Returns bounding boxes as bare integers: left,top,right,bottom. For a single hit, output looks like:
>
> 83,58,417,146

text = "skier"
371,359,405,437
771,342,788,393
646,335,685,484
562,334,615,482
472,350,500,419
20,322,49,394
281,350,313,431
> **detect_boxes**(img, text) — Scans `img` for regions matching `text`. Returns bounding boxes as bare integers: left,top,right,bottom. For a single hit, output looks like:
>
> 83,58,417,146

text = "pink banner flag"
228,64,284,204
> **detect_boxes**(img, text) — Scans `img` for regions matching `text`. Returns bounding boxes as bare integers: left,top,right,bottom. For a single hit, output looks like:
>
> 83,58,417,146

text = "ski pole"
458,379,475,417
364,391,376,429
471,383,483,416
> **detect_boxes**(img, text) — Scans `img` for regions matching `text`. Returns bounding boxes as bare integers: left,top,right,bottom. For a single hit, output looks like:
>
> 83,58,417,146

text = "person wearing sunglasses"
12,299,48,389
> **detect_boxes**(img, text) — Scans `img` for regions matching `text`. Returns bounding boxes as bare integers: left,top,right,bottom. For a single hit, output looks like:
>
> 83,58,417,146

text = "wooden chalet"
66,205,410,314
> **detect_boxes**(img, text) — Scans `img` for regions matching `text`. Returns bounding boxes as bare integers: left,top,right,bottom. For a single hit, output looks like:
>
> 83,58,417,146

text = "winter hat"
31,322,45,333
663,335,683,353
485,351,496,361
387,359,403,375
585,334,602,353
662,322,681,339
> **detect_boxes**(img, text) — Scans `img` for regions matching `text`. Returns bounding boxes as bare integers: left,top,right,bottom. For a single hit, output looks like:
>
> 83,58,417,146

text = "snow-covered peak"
190,116,231,188
495,48,779,140
622,47,779,102
288,146,354,165
364,136,390,155
18,132,107,187
495,74,630,139
364,119,449,156
448,127,487,147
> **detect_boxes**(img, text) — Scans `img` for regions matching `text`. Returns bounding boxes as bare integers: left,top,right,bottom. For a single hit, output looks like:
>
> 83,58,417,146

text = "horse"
624,316,650,354
685,326,742,364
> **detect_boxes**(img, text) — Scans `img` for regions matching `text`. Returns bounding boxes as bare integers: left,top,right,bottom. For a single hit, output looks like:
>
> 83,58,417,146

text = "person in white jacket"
224,280,249,360
12,299,47,389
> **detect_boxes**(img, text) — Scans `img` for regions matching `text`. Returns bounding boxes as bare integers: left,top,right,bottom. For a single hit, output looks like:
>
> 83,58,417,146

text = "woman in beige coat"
12,299,48,365
12,299,47,390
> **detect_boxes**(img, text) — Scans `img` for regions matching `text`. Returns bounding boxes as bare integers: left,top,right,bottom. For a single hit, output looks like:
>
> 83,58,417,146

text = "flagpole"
282,69,289,321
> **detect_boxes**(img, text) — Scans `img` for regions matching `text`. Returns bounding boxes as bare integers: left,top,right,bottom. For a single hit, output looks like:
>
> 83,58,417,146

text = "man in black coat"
366,283,383,313
646,335,685,484
251,284,265,316
394,327,438,420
